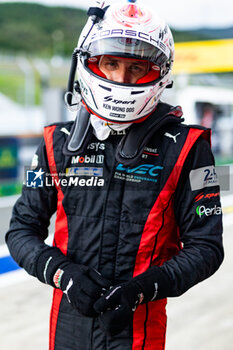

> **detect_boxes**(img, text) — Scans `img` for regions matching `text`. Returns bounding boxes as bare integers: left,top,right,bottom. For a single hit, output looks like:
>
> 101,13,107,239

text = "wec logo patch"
115,163,163,184
116,164,163,176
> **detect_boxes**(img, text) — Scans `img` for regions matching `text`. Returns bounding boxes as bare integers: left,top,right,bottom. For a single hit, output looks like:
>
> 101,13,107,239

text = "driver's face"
99,56,149,84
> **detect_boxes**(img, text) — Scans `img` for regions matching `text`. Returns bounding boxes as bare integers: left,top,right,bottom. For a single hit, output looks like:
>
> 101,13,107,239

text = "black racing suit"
6,105,223,350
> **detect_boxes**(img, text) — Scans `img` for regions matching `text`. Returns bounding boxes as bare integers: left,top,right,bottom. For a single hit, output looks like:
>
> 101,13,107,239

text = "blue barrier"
0,255,21,275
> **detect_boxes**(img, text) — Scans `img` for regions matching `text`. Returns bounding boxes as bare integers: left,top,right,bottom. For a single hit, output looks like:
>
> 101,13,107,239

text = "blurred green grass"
0,182,22,197
0,71,25,104
0,58,70,105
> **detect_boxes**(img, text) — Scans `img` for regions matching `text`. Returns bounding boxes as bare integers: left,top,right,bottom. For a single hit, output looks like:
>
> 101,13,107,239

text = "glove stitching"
43,256,53,284
150,282,159,301
106,286,121,300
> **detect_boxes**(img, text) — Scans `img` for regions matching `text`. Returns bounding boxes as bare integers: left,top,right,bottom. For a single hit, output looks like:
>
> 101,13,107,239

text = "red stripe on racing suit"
44,125,69,350
132,128,210,350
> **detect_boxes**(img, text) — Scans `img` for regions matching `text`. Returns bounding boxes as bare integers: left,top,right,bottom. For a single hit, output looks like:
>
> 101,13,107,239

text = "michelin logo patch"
189,166,219,191
66,167,103,177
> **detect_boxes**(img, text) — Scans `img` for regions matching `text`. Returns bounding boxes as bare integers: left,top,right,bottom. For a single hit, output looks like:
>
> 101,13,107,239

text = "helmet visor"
87,37,169,67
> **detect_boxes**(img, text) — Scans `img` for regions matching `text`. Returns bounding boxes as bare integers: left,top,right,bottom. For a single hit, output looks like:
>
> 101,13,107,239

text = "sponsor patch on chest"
114,163,163,183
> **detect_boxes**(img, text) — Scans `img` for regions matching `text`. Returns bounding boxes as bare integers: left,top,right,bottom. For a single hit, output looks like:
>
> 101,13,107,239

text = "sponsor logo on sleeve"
189,166,219,191
194,191,220,202
196,205,222,218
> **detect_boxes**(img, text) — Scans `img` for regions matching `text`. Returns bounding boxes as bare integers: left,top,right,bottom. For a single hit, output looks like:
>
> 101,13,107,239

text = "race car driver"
6,1,224,349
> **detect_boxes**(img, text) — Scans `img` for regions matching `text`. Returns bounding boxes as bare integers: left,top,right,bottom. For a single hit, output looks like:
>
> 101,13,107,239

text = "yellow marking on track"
223,206,233,214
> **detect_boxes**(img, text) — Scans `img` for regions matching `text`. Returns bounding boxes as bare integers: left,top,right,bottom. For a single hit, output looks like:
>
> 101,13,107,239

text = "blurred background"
0,1,233,349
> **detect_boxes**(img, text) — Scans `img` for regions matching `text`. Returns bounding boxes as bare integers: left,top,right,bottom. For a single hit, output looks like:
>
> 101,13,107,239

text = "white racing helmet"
75,0,174,123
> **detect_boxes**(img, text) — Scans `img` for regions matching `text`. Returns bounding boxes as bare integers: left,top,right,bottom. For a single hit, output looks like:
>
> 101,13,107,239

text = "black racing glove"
35,247,111,317
94,266,171,336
